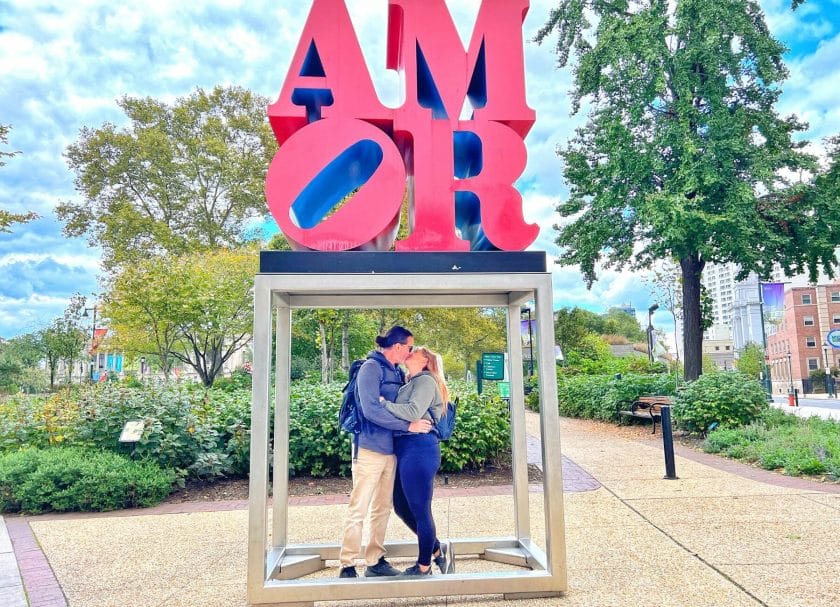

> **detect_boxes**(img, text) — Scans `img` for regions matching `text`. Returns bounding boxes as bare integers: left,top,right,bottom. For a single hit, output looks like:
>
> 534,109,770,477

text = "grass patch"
702,409,840,480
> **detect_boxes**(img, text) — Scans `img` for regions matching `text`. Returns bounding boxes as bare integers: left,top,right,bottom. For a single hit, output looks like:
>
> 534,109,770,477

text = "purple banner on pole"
761,282,785,337
521,319,535,345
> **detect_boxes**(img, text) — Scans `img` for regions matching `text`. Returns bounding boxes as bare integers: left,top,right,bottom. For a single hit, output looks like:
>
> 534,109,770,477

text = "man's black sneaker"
364,556,401,577
338,565,357,578
401,563,433,577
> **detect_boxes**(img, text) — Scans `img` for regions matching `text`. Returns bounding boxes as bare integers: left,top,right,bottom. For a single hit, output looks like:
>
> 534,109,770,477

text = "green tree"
417,308,507,378
536,1,838,381
736,343,765,379
58,86,276,270
38,317,87,390
0,333,47,393
600,309,645,342
104,247,258,386
554,307,597,356
0,124,38,232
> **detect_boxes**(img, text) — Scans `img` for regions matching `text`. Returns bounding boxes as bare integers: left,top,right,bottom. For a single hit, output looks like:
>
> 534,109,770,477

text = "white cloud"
0,0,837,339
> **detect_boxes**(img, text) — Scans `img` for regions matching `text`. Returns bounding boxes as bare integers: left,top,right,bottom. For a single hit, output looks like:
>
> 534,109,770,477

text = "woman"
380,346,453,577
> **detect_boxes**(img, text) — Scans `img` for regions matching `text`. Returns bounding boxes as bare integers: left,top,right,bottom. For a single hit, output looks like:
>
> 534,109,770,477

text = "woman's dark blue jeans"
392,433,441,567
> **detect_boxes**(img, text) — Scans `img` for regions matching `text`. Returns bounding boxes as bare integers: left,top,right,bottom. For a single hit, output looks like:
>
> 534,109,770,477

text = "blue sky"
1,0,839,342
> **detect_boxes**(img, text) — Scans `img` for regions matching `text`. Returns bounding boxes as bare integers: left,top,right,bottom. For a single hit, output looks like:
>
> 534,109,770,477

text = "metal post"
823,345,830,394
526,307,534,377
757,281,772,396
660,406,678,480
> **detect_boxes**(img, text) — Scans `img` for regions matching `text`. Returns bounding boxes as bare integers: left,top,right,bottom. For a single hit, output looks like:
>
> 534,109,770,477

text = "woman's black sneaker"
401,564,433,577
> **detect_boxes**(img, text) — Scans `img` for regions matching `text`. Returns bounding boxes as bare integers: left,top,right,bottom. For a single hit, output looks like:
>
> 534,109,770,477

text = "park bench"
617,395,674,434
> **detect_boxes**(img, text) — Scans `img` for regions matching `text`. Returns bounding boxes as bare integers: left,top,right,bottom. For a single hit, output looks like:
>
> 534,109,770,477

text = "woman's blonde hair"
413,346,449,408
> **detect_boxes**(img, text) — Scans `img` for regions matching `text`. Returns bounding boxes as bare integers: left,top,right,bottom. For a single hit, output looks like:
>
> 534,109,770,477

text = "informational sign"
497,381,510,398
828,329,840,349
119,420,145,443
481,352,506,380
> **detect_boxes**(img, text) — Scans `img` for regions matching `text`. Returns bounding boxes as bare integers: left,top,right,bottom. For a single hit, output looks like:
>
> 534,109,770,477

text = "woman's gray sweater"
382,371,444,423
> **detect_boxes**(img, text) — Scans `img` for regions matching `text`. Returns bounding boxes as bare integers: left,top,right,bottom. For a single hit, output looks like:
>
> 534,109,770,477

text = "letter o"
265,118,405,251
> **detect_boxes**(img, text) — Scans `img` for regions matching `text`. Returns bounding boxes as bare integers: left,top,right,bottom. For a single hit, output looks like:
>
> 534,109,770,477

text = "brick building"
766,283,840,394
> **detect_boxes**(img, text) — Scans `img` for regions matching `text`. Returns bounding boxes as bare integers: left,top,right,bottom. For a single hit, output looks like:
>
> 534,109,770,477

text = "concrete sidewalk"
2,412,839,607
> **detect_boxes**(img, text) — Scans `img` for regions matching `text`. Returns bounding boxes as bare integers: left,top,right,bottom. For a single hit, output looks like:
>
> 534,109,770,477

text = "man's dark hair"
375,325,413,348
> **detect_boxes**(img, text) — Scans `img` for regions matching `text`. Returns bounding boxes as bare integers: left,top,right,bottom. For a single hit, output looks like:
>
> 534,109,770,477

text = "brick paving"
5,517,67,607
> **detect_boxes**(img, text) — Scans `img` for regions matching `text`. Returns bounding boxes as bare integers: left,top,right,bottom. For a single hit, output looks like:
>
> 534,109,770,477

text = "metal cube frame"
248,254,567,605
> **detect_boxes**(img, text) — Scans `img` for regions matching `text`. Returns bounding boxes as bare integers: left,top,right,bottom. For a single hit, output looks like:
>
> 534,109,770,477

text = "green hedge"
672,372,767,433
0,448,175,514
0,379,509,479
550,373,677,421
287,380,510,476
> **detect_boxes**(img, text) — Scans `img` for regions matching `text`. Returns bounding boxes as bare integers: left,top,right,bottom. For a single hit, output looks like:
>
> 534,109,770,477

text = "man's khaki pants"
339,447,397,567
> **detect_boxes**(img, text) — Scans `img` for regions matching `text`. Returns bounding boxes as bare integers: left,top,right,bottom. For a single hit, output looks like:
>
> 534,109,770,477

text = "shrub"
288,382,346,477
0,448,175,514
672,372,767,433
0,379,512,481
439,391,510,473
701,407,839,480
554,373,676,421
213,368,253,393
74,384,231,477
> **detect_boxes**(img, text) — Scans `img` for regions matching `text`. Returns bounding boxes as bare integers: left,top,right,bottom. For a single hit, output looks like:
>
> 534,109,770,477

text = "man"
338,326,432,578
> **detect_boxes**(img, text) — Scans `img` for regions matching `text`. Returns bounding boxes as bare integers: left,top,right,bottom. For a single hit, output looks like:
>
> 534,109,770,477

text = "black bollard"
660,405,678,480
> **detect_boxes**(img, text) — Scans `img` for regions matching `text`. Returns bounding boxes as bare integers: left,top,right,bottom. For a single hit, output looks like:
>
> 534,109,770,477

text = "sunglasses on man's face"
403,344,414,353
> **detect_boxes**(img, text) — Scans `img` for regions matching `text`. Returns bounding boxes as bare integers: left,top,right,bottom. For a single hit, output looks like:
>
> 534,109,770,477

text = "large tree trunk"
680,253,705,381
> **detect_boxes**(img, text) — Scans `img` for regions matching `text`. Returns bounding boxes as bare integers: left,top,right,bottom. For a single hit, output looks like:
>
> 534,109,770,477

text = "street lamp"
140,356,146,380
520,305,534,377
82,303,98,382
647,303,659,364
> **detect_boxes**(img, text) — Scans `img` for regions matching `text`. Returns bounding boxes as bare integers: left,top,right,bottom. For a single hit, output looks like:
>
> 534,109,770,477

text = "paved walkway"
1,412,838,607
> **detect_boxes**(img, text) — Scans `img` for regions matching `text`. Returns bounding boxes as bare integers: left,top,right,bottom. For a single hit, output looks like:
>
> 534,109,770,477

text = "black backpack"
338,356,402,457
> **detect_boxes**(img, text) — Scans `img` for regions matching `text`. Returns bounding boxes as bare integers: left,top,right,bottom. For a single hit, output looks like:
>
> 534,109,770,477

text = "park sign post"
249,2,567,605
265,0,538,252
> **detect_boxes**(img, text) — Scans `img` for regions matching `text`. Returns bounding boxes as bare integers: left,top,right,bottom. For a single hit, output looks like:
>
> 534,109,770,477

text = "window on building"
834,314,840,325
801,294,812,304
803,316,815,326
832,291,840,303
806,336,816,348
725,345,730,351
715,346,720,351
807,358,819,371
